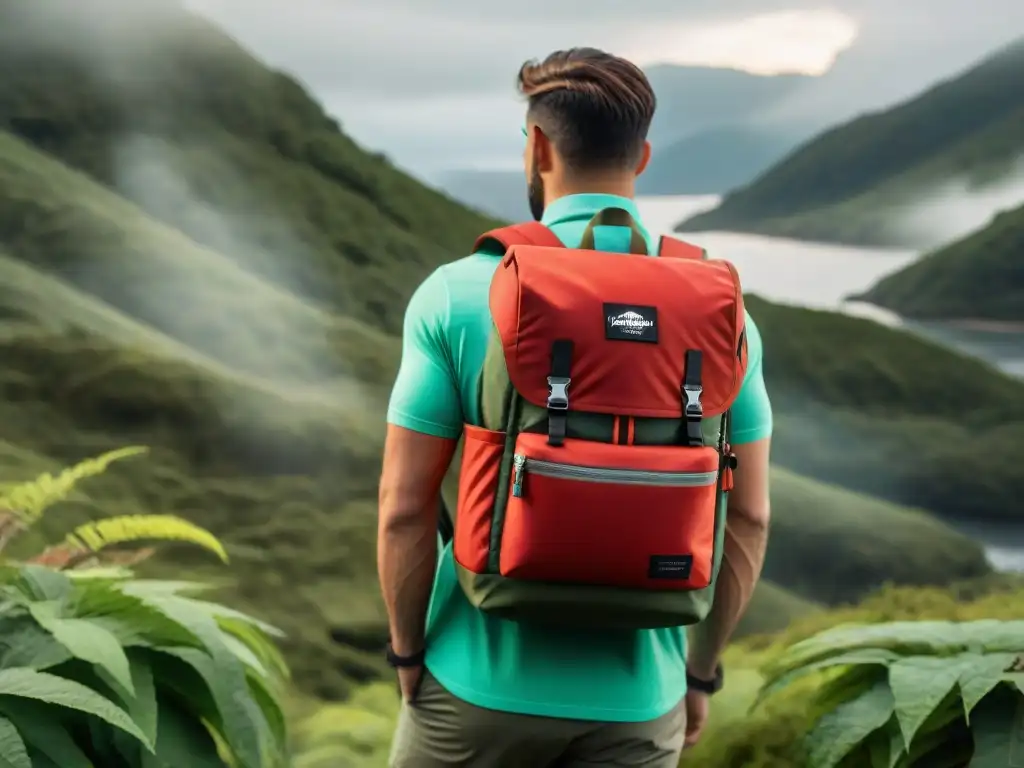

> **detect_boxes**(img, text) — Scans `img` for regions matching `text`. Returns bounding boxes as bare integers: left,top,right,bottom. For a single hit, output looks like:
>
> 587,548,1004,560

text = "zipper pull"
512,455,526,497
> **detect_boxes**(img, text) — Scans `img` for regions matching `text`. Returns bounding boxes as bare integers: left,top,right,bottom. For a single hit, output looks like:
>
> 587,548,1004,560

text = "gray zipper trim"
512,454,717,497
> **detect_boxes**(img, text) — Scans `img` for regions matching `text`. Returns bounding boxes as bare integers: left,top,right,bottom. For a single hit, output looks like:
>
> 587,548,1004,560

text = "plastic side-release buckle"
546,375,571,410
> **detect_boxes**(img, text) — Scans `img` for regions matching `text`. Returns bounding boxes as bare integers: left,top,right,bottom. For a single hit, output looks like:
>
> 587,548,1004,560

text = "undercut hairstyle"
517,47,656,173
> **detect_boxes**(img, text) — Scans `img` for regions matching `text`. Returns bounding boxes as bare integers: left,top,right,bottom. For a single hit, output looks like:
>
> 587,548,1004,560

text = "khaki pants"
389,669,686,767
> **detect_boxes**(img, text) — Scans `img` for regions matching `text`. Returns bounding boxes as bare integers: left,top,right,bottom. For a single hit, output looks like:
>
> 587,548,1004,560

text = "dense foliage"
677,37,1024,246
758,619,1024,767
855,202,1024,322
680,579,1024,767
0,448,289,767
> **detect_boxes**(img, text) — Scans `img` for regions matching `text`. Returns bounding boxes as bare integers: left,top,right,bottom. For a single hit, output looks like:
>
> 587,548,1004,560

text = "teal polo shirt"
386,193,773,722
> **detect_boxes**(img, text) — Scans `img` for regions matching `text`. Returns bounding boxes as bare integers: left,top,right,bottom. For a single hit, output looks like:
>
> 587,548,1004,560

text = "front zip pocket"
511,455,717,497
499,433,720,590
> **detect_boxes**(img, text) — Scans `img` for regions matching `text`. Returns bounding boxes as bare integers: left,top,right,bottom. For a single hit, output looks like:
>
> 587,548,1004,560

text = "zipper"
512,454,526,497
510,454,717,498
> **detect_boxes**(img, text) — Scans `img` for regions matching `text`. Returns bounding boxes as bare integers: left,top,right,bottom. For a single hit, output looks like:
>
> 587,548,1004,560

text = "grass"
0,0,1015,706
676,37,1024,247
853,201,1024,321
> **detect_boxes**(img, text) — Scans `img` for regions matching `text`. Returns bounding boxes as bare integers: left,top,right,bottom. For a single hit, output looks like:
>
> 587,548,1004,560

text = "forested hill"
676,36,1024,247
855,202,1024,321
0,0,497,336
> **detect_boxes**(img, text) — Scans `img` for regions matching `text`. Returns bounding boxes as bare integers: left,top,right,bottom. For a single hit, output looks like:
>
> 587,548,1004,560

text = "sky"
186,0,1024,178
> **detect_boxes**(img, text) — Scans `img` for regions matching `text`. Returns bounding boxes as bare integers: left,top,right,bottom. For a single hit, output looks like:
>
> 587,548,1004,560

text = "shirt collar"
541,194,641,227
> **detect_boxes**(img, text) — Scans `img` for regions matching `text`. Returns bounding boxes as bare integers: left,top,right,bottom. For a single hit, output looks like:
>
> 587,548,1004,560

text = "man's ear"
531,125,556,174
634,140,652,177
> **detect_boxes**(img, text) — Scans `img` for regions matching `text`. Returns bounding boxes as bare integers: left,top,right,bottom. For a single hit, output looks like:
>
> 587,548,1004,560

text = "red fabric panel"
454,425,505,574
490,246,745,418
499,433,718,590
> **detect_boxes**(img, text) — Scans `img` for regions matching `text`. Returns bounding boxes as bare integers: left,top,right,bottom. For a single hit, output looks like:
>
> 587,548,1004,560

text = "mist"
2,0,380,424
889,158,1024,249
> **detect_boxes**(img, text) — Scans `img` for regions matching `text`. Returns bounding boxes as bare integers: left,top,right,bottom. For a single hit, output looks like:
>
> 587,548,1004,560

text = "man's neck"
546,175,636,204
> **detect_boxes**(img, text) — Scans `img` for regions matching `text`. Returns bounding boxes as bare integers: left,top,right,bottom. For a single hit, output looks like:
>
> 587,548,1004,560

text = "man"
378,47,772,767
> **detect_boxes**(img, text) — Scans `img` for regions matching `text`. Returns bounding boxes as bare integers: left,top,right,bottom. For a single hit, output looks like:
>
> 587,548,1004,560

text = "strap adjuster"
546,376,571,410
682,384,703,418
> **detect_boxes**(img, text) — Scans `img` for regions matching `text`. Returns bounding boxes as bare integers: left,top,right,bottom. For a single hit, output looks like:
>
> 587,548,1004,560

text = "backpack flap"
490,245,746,421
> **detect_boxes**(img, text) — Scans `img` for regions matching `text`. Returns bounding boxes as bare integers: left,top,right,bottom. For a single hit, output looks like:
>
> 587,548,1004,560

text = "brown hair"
517,47,656,173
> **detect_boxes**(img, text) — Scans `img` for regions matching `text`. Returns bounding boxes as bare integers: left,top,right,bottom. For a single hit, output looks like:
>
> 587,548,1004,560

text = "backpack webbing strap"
682,350,704,446
438,497,454,546
473,222,564,253
547,340,574,446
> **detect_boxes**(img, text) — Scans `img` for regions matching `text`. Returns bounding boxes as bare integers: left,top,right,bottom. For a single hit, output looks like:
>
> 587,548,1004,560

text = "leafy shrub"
756,619,1024,767
288,683,397,768
0,446,290,767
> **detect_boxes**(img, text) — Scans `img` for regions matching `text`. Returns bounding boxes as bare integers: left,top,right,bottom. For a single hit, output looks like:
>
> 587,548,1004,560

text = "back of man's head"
518,48,656,176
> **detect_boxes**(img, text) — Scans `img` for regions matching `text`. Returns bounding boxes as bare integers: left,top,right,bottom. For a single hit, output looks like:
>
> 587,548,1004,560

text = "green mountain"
0,0,1012,701
639,125,805,196
676,37,1024,247
854,202,1024,321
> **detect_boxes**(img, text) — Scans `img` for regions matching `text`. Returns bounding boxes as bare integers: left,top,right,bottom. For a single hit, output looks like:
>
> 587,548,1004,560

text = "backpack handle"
578,207,649,255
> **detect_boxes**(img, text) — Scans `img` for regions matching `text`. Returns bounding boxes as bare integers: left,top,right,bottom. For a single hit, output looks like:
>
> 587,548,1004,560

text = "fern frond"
0,447,147,526
64,515,228,563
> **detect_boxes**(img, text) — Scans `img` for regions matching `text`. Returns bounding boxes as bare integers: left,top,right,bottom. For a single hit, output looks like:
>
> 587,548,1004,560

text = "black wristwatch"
686,663,724,695
385,641,425,668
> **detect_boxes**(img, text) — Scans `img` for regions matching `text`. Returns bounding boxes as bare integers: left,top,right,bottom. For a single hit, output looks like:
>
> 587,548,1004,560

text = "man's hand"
397,665,425,704
684,689,710,747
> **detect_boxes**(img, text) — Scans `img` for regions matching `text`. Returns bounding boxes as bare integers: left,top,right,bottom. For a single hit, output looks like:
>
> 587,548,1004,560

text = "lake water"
635,195,1024,572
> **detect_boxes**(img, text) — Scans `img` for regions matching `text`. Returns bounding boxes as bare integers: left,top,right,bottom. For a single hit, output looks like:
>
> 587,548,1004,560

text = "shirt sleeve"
385,268,464,440
729,310,773,445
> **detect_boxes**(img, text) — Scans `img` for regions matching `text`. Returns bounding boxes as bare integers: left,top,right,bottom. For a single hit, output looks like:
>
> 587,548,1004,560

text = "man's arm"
688,314,773,679
378,270,462,658
378,426,457,656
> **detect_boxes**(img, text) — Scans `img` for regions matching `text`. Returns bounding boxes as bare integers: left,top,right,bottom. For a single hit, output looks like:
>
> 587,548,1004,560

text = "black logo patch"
648,555,694,580
604,303,658,343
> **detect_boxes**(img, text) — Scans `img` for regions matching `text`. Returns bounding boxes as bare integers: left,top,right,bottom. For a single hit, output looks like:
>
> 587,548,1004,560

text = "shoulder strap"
473,222,564,253
658,235,707,260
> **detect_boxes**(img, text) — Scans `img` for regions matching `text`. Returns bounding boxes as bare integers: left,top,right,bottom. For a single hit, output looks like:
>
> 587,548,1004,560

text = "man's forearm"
688,512,769,678
377,505,437,656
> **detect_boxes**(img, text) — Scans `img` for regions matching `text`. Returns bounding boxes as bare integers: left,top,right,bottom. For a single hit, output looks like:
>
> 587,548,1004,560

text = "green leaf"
70,583,203,650
968,684,1024,767
117,580,211,597
815,665,888,715
770,622,953,676
0,700,92,768
160,647,263,768
29,609,134,698
960,654,1019,718
217,618,289,682
865,717,903,768
959,621,1024,654
246,667,288,754
0,616,71,670
125,653,158,746
889,655,973,747
0,667,152,753
145,692,225,768
0,715,30,768
757,648,899,707
15,567,70,602
807,680,896,768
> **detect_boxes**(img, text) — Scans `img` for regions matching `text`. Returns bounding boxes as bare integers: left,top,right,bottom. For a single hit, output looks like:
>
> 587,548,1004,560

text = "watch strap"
686,663,724,695
386,642,425,668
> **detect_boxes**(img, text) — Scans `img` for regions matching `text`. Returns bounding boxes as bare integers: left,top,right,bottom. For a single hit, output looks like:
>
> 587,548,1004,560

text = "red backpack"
442,207,746,629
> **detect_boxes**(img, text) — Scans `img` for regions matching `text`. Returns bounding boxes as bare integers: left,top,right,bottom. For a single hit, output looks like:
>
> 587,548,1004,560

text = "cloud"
184,0,1024,174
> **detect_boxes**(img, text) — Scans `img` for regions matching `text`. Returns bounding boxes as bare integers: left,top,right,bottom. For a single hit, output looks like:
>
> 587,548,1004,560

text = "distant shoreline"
919,318,1024,334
